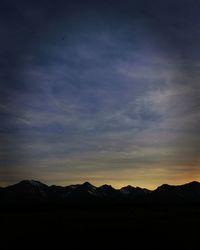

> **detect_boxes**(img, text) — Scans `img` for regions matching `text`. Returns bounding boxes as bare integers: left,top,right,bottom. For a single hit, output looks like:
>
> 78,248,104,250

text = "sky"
0,0,200,189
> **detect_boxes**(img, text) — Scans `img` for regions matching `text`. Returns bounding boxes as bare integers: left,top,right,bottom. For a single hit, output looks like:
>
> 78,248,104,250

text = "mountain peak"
100,184,113,189
121,185,134,190
156,181,200,192
156,184,171,191
19,180,48,187
187,181,200,186
82,182,94,188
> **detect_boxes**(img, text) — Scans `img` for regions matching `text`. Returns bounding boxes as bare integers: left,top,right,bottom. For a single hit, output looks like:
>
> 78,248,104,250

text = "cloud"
0,0,200,187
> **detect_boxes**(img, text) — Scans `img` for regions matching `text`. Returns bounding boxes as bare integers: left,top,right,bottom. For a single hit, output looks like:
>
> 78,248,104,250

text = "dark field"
1,205,200,249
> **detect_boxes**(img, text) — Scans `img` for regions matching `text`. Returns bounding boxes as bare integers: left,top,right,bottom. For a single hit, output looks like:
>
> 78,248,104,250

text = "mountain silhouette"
120,185,150,196
150,181,200,203
1,180,200,205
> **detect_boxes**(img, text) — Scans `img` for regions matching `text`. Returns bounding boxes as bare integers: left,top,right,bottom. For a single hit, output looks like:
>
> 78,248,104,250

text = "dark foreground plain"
1,204,200,250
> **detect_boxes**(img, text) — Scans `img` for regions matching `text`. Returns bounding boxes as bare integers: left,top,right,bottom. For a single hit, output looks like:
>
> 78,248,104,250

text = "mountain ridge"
1,180,200,205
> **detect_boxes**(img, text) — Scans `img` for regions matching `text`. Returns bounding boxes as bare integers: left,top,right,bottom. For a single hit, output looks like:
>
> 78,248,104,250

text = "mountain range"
1,180,200,205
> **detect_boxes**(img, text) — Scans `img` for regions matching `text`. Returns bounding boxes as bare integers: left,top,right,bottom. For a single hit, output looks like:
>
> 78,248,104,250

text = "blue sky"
0,0,200,188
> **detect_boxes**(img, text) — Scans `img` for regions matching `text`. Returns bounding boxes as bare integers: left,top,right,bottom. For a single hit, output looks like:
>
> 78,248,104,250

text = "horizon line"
1,179,199,191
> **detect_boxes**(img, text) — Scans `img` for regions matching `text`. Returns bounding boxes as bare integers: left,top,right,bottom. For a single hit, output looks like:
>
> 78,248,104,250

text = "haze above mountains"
1,180,200,205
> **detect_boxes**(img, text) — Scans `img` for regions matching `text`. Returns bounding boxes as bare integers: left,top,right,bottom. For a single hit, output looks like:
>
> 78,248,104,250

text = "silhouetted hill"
1,180,200,205
0,180,50,203
150,181,200,204
120,185,150,196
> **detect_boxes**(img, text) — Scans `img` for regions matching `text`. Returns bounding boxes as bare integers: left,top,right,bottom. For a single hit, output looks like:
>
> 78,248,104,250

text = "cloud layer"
0,0,200,188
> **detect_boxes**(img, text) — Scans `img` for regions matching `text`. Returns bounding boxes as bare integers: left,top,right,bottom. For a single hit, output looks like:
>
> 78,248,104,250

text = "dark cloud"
0,0,199,187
